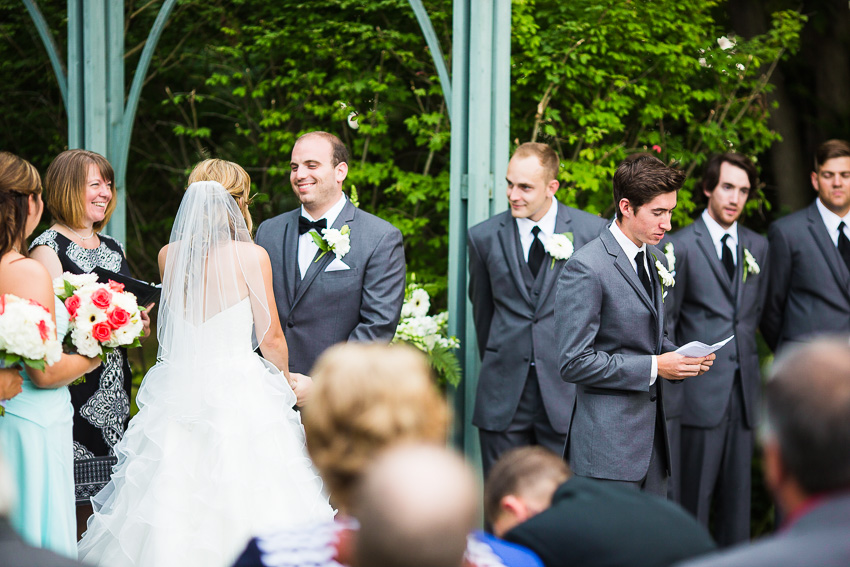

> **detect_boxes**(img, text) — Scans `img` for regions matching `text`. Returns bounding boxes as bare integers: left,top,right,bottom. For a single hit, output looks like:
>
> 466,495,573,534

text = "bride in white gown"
77,180,334,567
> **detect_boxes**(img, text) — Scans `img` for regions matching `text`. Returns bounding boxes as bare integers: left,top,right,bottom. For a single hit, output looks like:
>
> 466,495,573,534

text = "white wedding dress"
77,182,334,567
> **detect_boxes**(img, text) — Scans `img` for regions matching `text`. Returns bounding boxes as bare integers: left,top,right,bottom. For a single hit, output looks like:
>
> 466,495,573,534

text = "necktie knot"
299,216,327,235
840,221,847,234
531,225,541,237
721,233,731,244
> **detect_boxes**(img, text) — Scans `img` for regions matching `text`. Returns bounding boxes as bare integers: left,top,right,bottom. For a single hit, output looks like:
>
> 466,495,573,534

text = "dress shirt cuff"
650,355,658,386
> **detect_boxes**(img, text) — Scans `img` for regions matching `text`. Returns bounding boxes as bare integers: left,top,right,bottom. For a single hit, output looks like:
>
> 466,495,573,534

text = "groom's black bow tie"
298,217,327,235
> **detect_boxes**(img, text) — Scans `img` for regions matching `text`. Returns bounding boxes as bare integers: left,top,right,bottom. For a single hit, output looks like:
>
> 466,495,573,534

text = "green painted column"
24,0,177,246
446,0,511,461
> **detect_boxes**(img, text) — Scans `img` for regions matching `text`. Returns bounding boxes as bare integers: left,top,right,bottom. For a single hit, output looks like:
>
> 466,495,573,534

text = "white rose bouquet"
0,294,63,414
393,278,461,387
54,273,145,360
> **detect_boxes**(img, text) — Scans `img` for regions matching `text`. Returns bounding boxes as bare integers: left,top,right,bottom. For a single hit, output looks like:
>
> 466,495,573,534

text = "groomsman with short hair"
761,139,850,351
556,154,714,497
468,142,607,477
664,153,768,545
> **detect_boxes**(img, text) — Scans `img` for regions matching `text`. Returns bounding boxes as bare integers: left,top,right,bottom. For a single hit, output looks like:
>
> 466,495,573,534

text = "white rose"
717,36,735,50
71,326,102,358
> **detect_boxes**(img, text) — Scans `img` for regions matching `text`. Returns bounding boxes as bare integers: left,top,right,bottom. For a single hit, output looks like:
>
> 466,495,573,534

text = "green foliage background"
1,0,809,538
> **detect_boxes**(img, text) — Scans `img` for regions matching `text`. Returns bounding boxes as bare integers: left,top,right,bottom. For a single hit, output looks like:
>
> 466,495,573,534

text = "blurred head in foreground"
484,446,571,537
352,444,478,567
303,343,450,513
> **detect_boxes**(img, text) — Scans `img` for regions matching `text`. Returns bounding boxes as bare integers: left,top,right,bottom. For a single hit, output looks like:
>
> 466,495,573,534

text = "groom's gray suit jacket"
255,199,405,374
761,200,850,352
665,216,768,430
556,228,677,482
467,202,607,433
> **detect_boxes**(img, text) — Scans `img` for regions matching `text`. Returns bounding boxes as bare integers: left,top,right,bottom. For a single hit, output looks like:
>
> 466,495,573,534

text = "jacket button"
523,357,529,362
650,395,657,402
533,317,539,323
286,321,294,329
729,354,737,362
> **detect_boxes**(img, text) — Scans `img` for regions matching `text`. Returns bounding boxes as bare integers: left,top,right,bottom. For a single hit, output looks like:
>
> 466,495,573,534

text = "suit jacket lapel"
497,216,534,306
292,200,356,307
648,244,666,352
602,230,657,318
281,213,300,306
693,217,734,301
734,230,747,313
534,203,572,313
807,203,850,301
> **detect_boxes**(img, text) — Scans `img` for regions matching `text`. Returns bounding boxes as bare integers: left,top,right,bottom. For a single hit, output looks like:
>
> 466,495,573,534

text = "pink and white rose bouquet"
54,272,145,359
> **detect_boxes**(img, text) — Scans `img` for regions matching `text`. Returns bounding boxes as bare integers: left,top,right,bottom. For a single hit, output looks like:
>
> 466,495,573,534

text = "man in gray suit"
255,131,406,375
676,338,850,567
762,139,850,351
468,142,607,477
557,154,714,496
665,153,769,545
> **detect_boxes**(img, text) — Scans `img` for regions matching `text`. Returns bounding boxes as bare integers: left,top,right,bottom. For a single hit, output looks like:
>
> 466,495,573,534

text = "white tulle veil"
157,181,270,360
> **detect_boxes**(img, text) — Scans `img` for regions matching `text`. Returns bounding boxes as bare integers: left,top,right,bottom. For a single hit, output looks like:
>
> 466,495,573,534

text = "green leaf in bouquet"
63,280,76,299
23,357,45,371
3,353,21,367
70,376,86,386
429,345,462,388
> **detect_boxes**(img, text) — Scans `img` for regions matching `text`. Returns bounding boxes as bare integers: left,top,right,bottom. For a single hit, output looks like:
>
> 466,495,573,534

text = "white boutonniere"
651,252,675,301
663,242,676,275
544,232,575,269
311,225,351,262
742,248,760,282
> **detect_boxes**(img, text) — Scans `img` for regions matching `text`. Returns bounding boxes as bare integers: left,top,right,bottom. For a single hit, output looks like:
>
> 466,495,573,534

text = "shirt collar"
609,219,645,261
301,193,347,227
815,197,850,236
515,198,558,238
702,209,738,246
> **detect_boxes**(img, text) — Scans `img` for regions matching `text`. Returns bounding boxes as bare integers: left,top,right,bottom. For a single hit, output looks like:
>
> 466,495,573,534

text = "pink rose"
65,295,81,318
92,322,112,343
108,280,125,293
0,295,5,315
107,307,130,329
37,319,49,341
90,288,112,310
651,144,662,153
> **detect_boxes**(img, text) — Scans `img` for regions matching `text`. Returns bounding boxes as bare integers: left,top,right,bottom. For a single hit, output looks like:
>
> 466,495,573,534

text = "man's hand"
140,303,155,342
289,372,314,407
657,352,715,381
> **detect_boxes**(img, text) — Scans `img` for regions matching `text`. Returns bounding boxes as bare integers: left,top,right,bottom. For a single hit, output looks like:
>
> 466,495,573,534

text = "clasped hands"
657,352,716,381
287,372,313,407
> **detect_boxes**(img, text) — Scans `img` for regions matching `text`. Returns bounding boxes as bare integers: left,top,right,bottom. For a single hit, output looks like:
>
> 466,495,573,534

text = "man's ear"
547,179,560,196
618,198,632,219
810,170,819,193
500,494,529,522
336,161,349,185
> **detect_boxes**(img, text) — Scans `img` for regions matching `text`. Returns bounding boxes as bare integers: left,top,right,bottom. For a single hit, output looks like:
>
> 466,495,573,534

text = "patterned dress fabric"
30,229,133,500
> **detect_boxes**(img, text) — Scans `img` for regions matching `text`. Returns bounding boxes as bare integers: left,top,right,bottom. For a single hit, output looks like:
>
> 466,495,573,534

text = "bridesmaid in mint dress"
0,151,101,558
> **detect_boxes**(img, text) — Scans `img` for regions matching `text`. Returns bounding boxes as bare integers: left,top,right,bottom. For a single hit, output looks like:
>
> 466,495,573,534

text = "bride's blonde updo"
187,159,254,232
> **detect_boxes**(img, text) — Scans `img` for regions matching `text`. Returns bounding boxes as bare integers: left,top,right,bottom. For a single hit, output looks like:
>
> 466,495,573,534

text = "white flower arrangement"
0,294,63,370
743,248,760,282
651,252,675,301
394,278,461,386
311,225,351,261
663,242,676,275
543,232,575,269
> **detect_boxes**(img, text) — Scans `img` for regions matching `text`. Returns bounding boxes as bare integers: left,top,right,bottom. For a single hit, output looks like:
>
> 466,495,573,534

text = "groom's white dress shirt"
609,220,659,384
297,194,347,279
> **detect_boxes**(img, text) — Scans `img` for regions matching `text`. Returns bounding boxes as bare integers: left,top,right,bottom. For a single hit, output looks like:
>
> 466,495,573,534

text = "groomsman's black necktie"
635,250,652,298
721,234,736,280
528,226,545,277
838,222,850,272
298,216,327,235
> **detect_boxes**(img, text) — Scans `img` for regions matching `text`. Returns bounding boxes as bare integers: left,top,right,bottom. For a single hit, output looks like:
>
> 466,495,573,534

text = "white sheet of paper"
675,335,734,358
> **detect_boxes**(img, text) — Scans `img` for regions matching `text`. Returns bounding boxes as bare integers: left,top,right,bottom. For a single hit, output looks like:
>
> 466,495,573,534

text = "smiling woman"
28,149,150,532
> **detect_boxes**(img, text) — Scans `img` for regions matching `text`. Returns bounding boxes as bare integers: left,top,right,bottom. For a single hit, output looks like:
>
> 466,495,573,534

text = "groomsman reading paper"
556,154,714,496
255,132,406,374
665,154,768,545
468,143,607,477
761,139,850,352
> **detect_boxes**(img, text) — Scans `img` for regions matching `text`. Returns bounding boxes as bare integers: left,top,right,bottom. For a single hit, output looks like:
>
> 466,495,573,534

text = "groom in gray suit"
762,139,850,352
557,154,714,496
255,132,406,375
665,153,768,545
468,142,607,477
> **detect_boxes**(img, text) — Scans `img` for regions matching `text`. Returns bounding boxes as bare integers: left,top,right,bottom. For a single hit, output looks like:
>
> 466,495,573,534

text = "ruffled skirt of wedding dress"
77,336,334,567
